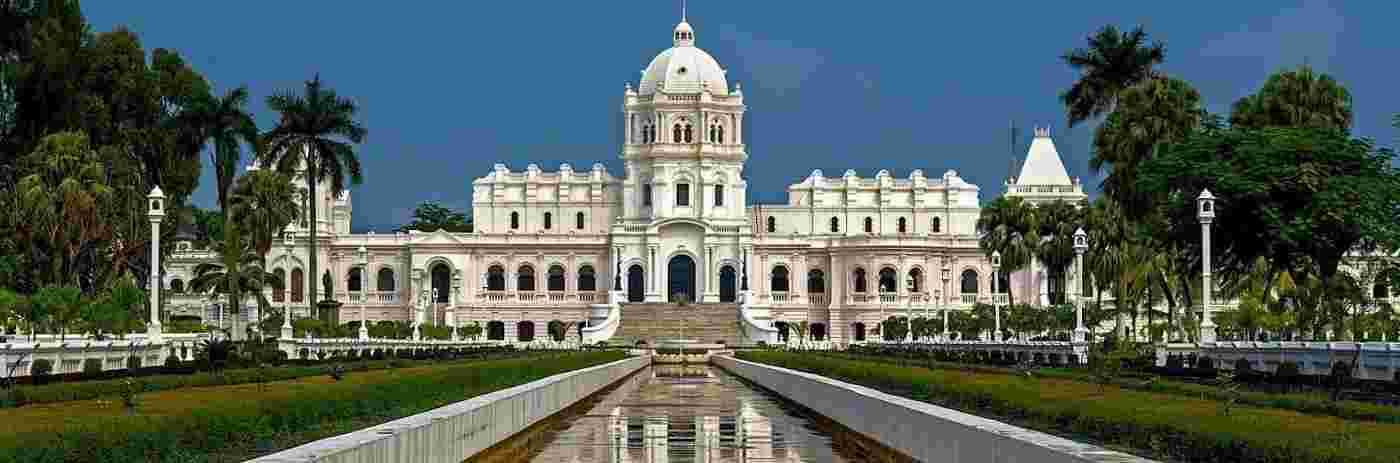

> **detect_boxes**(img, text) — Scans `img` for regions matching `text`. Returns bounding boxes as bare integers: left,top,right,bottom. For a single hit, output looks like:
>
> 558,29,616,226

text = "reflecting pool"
486,365,911,463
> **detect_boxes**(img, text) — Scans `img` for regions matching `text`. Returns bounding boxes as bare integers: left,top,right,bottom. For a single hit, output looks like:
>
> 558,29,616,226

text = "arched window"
487,265,505,291
853,268,868,293
897,217,907,233
517,265,536,291
487,321,505,340
830,217,840,233
864,217,873,233
347,268,363,292
683,124,693,143
431,264,450,303
170,279,184,294
961,269,978,295
766,216,776,233
714,185,724,206
879,268,897,293
510,211,520,230
932,217,941,233
543,212,552,230
291,268,304,302
709,125,716,142
673,124,682,143
770,266,790,292
676,183,690,206
909,268,923,293
517,321,535,342
377,268,395,292
576,212,585,230
852,322,866,341
717,125,724,143
273,269,286,302
643,184,653,206
578,265,597,292
807,269,825,294
811,323,827,341
547,265,566,292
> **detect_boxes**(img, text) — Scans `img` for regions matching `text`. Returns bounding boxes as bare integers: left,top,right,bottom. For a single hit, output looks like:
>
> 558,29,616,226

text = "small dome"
639,20,728,96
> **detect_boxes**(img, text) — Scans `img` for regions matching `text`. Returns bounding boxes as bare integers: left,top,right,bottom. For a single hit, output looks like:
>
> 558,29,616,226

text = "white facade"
161,18,1032,345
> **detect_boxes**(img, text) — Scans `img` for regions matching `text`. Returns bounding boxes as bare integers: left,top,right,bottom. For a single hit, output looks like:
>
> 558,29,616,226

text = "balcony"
808,294,830,306
476,291,608,306
339,291,400,306
961,294,978,305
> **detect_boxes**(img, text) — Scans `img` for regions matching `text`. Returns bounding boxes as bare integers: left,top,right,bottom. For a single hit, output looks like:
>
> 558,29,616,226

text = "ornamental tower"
620,16,748,225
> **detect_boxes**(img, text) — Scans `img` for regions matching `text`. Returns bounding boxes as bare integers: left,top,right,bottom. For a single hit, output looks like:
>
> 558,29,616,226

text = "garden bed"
737,351,1400,463
0,350,626,462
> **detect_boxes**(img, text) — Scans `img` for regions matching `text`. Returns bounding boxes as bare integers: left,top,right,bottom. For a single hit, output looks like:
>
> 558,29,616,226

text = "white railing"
770,292,789,303
549,292,567,303
993,294,1009,304
579,292,598,303
0,335,210,378
961,294,978,305
476,291,607,306
851,294,873,304
879,293,898,304
1157,342,1400,382
809,294,830,306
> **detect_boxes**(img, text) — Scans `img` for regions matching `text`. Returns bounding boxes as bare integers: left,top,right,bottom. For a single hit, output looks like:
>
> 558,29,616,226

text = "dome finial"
681,0,687,21
673,0,694,47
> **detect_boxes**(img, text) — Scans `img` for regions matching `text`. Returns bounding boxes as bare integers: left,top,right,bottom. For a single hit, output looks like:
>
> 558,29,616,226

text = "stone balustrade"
1156,341,1400,381
862,339,1089,365
0,334,208,378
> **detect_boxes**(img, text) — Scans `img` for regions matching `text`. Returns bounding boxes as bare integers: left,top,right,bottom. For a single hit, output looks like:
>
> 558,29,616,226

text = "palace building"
161,17,1092,345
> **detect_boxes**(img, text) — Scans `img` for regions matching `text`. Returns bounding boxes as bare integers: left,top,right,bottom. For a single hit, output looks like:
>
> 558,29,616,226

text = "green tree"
260,75,368,319
1091,76,1203,213
31,285,80,340
1230,65,1352,132
230,168,299,273
188,226,279,340
1030,200,1084,305
14,132,114,288
1139,128,1400,322
977,196,1037,308
182,85,259,225
397,201,472,233
1059,24,1166,127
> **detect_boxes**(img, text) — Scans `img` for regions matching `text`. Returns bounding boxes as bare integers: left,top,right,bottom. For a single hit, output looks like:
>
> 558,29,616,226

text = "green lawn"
0,350,627,463
738,351,1400,463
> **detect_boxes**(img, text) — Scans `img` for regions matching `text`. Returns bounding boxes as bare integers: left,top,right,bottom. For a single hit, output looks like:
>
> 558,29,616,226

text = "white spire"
1015,126,1073,186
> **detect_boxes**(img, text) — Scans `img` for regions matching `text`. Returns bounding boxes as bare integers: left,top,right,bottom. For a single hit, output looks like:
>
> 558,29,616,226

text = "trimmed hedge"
823,349,1400,425
739,351,1400,463
1,346,528,408
0,351,627,462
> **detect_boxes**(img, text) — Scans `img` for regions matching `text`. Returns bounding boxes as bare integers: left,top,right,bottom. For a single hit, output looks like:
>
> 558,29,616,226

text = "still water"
477,365,911,463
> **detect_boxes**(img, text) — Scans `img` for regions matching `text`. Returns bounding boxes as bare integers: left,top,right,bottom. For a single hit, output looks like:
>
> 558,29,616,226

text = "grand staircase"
613,302,745,346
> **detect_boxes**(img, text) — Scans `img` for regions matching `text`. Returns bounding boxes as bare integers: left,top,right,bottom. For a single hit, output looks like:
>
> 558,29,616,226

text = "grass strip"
0,351,627,463
817,350,1400,425
1,347,531,408
737,351,1400,463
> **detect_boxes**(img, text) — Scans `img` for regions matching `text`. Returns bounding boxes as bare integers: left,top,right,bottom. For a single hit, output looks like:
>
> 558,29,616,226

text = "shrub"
328,364,346,382
1274,361,1300,389
1165,355,1184,370
82,359,103,379
30,359,52,385
163,355,181,371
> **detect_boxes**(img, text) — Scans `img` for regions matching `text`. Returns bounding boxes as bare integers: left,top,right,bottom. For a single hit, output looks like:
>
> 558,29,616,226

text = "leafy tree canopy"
397,201,472,233
1230,65,1352,133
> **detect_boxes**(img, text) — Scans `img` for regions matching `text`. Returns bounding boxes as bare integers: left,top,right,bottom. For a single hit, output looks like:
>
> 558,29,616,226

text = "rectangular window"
714,185,724,206
677,184,690,206
643,185,652,206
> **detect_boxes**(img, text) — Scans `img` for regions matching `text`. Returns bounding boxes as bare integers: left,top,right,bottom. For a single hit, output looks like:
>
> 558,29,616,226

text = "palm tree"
189,225,279,340
1030,200,1082,305
259,75,367,321
231,169,299,267
181,86,260,221
1091,76,1203,213
977,196,1037,308
15,132,114,288
1230,65,1352,132
1060,25,1166,127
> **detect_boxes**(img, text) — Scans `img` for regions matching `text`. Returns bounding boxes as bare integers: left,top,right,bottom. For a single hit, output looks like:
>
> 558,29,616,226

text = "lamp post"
281,234,294,339
146,187,165,342
1198,189,1217,343
1073,228,1088,343
991,251,1001,342
357,242,369,340
941,263,951,341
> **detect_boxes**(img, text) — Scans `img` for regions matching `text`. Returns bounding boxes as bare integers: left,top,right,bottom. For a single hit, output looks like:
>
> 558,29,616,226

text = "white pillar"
146,187,165,342
992,270,1001,342
1201,219,1216,343
1074,249,1087,342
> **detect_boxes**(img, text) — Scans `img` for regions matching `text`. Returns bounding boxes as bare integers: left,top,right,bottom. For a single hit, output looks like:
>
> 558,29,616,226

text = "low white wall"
1157,342,1400,381
714,355,1157,463
247,355,648,463
1,336,207,378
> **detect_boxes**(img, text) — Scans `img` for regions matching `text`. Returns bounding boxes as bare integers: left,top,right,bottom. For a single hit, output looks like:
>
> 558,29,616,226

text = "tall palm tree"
1230,65,1352,132
1030,200,1082,305
1091,76,1203,214
189,223,279,340
181,86,260,220
259,75,367,321
1060,25,1166,127
231,169,299,267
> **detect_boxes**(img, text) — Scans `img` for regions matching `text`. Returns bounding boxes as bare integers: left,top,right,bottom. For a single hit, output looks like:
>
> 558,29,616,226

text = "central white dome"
638,21,728,96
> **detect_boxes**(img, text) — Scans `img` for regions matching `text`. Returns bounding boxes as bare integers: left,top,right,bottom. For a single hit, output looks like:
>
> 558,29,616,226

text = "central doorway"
719,265,737,303
627,265,645,303
667,255,696,303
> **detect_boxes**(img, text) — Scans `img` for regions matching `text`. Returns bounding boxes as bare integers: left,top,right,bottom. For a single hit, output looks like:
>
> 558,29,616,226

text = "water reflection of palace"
527,366,848,463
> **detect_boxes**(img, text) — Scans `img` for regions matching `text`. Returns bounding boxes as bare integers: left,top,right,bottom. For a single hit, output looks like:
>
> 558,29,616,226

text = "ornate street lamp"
1073,228,1088,343
941,262,951,341
281,233,294,339
357,242,369,340
1198,189,1217,343
991,250,1001,342
146,187,165,342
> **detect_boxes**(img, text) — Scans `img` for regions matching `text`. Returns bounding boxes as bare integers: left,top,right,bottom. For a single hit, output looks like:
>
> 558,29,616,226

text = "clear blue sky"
84,1,1399,233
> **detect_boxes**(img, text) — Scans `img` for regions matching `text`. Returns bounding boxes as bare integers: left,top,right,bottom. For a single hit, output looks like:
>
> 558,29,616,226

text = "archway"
719,265,737,303
486,321,505,340
627,265,645,302
431,263,450,303
667,254,696,302
852,322,866,341
516,321,535,342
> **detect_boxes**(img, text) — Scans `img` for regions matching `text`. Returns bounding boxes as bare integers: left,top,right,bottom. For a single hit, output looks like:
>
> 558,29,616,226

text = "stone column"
648,245,659,302
1201,216,1216,343
704,246,716,302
